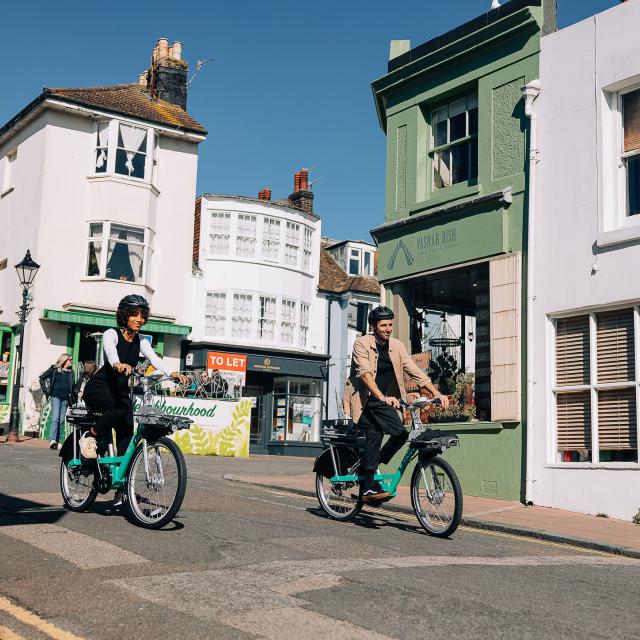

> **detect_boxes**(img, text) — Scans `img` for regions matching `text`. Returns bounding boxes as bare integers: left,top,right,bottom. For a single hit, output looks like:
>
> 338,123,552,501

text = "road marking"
0,596,84,640
0,623,26,640
0,524,148,569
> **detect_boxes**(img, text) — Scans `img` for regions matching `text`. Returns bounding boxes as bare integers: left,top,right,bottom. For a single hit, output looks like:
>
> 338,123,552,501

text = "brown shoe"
362,489,392,502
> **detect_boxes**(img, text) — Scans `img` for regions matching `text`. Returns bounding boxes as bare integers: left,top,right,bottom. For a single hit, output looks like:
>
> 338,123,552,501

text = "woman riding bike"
74,295,182,477
342,305,449,502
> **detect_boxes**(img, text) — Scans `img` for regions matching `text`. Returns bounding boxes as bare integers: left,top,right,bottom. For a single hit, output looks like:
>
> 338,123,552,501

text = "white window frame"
209,212,232,256
84,221,152,286
205,291,228,338
285,222,300,267
236,214,257,259
550,305,640,468
299,303,310,348
93,120,155,184
303,227,313,272
280,299,297,344
258,295,277,342
231,292,254,339
262,217,281,262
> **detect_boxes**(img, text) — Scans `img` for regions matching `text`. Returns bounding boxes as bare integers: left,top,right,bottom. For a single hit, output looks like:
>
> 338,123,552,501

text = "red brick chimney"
258,188,272,201
288,168,314,214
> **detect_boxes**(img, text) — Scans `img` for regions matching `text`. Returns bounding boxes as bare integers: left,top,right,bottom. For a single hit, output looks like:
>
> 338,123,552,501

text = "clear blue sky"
2,0,616,240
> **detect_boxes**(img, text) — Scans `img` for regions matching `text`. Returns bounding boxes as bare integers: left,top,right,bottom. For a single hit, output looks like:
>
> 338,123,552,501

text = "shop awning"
43,309,191,336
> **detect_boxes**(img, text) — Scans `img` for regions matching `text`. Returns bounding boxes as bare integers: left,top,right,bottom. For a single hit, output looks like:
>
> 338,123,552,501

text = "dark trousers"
82,379,134,455
358,399,408,491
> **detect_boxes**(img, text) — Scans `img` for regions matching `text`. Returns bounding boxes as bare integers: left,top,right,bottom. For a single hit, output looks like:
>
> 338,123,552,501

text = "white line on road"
0,524,148,569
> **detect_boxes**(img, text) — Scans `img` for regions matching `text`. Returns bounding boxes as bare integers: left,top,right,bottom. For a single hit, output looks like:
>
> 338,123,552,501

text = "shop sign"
207,351,247,385
251,356,282,372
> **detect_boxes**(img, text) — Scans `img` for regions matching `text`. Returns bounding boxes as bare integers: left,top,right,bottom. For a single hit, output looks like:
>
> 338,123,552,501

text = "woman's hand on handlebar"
113,361,132,376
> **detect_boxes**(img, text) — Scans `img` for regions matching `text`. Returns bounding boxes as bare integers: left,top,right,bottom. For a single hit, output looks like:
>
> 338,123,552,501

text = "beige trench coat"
342,334,432,424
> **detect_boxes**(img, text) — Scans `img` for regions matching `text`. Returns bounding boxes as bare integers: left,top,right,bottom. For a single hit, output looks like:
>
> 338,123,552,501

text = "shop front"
0,325,15,429
185,342,329,456
372,190,525,501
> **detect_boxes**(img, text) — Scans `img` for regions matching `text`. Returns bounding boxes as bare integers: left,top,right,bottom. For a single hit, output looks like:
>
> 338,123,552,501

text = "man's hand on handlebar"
419,387,449,409
171,371,188,385
382,396,401,409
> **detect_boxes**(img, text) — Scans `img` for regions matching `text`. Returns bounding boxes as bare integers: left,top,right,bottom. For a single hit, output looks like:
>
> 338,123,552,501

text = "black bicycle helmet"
368,305,395,325
118,294,150,311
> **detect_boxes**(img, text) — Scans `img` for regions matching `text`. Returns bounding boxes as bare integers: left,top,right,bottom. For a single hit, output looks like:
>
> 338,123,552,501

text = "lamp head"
15,250,40,288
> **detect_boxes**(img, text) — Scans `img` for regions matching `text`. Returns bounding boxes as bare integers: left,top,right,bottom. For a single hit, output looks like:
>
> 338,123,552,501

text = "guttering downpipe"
522,79,541,506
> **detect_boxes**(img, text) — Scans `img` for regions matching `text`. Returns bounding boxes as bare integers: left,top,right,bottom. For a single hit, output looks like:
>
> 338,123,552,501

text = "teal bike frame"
329,444,422,498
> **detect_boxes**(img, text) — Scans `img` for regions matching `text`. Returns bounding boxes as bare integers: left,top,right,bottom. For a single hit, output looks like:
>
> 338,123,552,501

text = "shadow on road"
0,492,67,526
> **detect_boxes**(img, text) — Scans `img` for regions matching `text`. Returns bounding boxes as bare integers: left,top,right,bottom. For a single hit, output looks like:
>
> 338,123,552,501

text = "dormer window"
347,246,374,275
94,120,155,182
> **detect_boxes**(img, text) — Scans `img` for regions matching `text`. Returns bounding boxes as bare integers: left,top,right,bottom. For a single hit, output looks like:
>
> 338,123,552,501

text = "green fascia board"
372,6,541,131
43,309,191,336
373,189,511,282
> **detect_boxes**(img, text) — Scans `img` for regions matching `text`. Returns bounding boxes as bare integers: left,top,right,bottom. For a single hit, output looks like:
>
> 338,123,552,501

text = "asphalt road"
0,445,638,640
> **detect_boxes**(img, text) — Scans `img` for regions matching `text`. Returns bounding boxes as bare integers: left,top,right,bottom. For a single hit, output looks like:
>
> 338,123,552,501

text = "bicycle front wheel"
410,456,462,537
60,460,98,512
126,436,187,529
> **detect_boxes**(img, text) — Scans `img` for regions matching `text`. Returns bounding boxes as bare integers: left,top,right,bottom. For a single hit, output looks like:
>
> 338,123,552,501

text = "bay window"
85,222,151,285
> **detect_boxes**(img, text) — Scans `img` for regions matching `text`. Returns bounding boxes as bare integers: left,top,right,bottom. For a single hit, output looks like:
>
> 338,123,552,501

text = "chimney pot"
171,41,183,60
138,71,147,86
157,38,169,62
294,172,301,192
264,188,271,200
299,168,309,191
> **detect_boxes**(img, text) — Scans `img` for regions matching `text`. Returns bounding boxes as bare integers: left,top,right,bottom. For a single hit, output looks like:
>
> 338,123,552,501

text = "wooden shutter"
490,254,520,421
623,90,640,152
598,388,637,451
556,316,590,386
596,309,635,383
556,392,591,451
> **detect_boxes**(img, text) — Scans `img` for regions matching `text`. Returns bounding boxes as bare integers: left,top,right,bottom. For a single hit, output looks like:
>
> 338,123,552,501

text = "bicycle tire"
410,456,462,537
125,436,187,529
315,446,362,522
60,460,98,512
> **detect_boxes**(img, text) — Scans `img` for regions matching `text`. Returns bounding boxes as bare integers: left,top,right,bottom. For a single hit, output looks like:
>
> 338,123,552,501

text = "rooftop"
318,247,380,296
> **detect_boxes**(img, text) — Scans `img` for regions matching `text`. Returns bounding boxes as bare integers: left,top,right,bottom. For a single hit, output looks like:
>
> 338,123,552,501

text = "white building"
530,0,640,520
0,39,206,434
183,173,329,455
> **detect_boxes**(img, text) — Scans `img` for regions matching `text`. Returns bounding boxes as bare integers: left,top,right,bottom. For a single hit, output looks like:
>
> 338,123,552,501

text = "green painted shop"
371,0,556,501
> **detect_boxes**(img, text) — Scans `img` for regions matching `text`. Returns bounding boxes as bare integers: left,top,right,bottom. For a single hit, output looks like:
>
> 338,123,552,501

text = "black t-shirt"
375,340,394,396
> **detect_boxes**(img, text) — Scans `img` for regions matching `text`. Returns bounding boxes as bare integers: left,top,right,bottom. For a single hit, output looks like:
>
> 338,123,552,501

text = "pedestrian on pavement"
72,360,97,406
39,353,75,450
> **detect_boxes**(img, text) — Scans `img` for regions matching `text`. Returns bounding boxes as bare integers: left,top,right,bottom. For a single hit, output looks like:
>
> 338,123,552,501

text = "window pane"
556,316,590,386
433,150,451,189
363,251,372,275
451,142,469,184
210,213,231,255
470,139,478,180
106,239,143,282
285,222,300,266
449,111,467,142
232,293,253,338
627,155,640,216
87,241,101,276
263,217,281,261
89,223,103,238
205,292,226,336
598,388,638,461
349,258,359,275
95,122,109,173
433,108,448,147
259,296,276,340
596,309,635,383
280,300,296,343
468,106,478,136
236,214,257,258
623,89,640,152
556,391,592,462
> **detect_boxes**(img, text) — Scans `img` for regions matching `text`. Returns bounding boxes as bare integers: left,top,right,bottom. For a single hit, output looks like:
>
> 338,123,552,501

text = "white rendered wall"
533,1,640,520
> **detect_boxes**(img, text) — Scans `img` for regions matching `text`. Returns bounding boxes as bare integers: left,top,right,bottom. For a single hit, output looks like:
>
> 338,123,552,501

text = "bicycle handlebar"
399,397,442,409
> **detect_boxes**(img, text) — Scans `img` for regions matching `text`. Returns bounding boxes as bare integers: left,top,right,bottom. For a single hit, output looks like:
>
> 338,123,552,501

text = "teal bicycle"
59,371,192,529
314,397,463,537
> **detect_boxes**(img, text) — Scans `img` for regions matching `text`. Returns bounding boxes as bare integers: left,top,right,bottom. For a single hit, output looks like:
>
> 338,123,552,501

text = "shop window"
94,121,153,182
85,222,150,284
430,94,478,190
236,214,257,258
205,291,227,336
300,303,310,348
271,376,322,442
0,333,11,403
622,89,640,216
280,299,296,344
262,217,281,262
231,293,253,339
258,296,276,340
285,222,300,266
554,308,638,463
209,212,231,256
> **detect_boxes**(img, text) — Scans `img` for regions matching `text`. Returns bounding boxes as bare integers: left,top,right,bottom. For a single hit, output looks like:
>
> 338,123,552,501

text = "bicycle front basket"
320,419,366,448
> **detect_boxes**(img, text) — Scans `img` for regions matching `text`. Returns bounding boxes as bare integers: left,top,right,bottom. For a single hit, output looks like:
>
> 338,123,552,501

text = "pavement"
224,465,640,560
1,444,640,639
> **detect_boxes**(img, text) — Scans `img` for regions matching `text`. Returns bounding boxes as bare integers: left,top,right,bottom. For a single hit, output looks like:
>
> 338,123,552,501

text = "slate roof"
319,247,380,296
44,84,206,134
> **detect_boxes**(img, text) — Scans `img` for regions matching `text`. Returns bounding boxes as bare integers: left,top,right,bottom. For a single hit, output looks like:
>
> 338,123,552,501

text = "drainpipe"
523,79,541,506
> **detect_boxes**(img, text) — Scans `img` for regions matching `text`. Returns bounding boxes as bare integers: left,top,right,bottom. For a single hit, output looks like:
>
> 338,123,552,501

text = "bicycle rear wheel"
315,446,362,522
126,436,187,529
410,456,462,537
60,460,98,512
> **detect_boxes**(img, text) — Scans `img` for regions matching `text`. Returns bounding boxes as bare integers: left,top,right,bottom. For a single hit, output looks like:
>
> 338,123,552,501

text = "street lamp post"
6,250,40,444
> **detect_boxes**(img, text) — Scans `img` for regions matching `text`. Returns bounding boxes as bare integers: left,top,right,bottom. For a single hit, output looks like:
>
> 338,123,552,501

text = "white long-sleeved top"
102,328,173,376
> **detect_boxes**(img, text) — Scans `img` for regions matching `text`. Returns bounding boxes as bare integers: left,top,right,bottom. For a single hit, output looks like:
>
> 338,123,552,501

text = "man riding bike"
342,306,449,502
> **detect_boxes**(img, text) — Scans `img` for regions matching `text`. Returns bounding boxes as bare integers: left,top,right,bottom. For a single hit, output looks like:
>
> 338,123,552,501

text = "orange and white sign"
207,351,247,385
